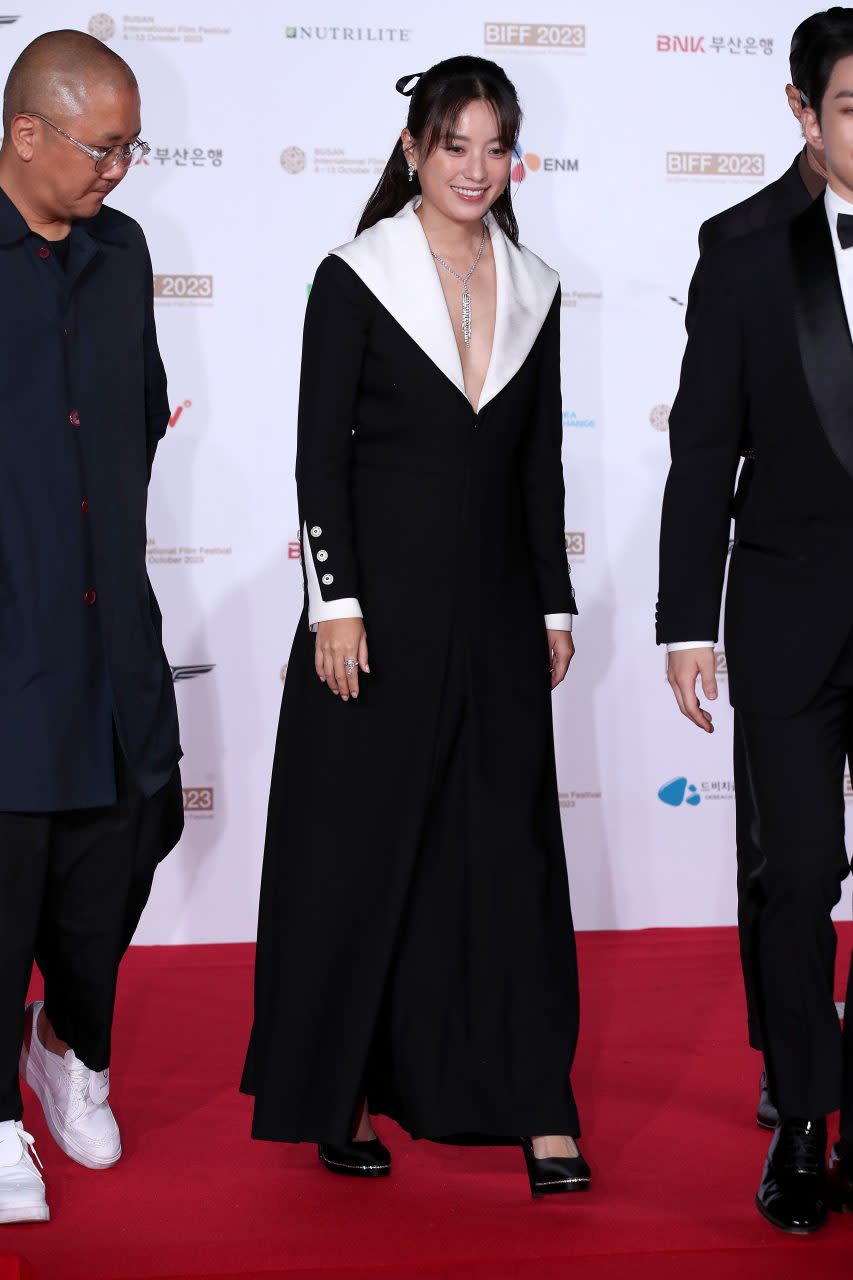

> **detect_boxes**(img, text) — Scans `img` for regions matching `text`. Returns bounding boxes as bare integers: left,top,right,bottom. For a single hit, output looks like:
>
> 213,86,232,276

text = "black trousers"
737,639,853,1142
0,748,183,1121
734,715,764,1052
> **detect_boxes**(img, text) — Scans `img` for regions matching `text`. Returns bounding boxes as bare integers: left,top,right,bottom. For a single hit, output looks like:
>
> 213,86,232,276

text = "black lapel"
791,196,853,481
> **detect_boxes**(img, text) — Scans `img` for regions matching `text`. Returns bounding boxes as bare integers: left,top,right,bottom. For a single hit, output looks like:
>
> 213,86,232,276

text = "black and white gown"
242,198,581,1144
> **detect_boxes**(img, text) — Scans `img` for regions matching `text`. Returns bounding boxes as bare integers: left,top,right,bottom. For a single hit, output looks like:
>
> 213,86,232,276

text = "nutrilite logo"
285,25,411,42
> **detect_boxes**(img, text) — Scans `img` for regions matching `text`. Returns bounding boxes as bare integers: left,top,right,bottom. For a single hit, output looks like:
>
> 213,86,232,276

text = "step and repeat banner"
2,2,850,940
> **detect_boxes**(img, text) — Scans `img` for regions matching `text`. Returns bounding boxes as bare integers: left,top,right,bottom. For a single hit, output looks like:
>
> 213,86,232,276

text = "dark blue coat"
0,186,180,811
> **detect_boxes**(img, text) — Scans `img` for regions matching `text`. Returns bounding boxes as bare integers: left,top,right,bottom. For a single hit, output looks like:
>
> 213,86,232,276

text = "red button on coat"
37,245,51,260
83,589,97,606
69,410,80,427
81,498,90,514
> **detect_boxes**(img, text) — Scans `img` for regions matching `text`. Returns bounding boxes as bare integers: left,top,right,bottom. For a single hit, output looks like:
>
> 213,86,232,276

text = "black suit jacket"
0,187,180,810
657,195,853,717
685,154,818,330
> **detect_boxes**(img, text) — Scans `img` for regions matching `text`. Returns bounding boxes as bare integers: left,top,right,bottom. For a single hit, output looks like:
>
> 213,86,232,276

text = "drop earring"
407,164,416,182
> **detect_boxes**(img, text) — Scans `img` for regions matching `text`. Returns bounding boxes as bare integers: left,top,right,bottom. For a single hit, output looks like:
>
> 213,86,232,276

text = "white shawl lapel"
478,213,559,411
331,198,559,412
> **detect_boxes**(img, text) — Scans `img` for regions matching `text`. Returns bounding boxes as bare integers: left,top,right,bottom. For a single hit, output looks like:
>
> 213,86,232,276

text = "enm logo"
512,145,579,182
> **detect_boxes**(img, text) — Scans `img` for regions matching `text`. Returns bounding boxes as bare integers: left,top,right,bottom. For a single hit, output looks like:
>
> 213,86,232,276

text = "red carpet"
0,1259,37,1280
2,928,851,1279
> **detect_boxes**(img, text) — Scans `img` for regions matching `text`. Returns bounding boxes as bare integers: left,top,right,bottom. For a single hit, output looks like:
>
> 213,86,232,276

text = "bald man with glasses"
0,30,182,1225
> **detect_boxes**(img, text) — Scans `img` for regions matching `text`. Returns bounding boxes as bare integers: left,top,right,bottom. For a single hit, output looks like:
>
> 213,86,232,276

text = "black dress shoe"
318,1137,391,1178
756,1118,827,1234
757,1070,780,1131
828,1141,853,1212
520,1137,591,1198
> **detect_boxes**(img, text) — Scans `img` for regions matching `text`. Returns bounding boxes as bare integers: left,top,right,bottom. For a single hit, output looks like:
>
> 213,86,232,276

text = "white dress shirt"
668,185,853,654
825,183,853,339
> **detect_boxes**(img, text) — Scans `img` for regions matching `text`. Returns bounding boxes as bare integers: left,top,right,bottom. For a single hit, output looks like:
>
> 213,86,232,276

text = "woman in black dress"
242,55,588,1197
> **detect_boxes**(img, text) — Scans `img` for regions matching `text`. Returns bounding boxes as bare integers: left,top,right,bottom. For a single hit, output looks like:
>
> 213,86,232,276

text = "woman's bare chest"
434,249,496,411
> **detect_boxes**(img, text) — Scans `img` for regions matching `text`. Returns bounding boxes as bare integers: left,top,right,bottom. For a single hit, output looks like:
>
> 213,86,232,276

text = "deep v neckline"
413,209,497,414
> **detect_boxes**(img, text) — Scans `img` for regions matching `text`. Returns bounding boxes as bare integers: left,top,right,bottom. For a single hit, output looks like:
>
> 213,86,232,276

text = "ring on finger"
344,657,357,674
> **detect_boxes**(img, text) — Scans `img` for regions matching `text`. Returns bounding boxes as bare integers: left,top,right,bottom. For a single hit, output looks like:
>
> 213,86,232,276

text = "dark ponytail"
356,55,522,245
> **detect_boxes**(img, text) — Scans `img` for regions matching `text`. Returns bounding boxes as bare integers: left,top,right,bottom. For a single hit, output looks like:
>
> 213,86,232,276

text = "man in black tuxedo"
0,31,182,1224
682,12,833,1139
659,12,853,1234
685,12,828,330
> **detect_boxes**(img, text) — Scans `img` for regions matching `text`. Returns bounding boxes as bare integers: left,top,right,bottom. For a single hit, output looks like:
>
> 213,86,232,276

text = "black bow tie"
838,212,853,250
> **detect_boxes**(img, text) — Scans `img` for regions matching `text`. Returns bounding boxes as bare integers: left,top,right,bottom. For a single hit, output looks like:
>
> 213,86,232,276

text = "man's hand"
315,618,369,702
548,629,574,690
666,647,717,732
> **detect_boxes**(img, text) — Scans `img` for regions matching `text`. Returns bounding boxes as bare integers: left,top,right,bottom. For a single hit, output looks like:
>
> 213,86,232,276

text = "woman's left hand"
547,629,574,690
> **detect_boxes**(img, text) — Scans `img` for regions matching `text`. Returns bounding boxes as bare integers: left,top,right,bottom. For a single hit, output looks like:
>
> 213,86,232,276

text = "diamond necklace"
428,221,487,348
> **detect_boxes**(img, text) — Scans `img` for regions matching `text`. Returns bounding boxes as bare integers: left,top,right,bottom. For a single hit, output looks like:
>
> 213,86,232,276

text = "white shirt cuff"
666,641,715,652
545,613,573,632
303,521,363,631
308,598,363,633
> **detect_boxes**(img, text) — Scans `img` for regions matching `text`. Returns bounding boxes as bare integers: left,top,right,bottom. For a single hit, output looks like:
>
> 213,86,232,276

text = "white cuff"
303,521,363,631
308,599,363,633
545,613,573,632
666,641,715,652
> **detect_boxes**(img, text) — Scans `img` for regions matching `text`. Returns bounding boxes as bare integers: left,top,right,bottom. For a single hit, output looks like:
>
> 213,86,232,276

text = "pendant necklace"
429,221,487,348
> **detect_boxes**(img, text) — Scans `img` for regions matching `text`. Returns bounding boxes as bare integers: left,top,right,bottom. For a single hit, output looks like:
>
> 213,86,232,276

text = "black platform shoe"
521,1137,591,1198
318,1137,391,1178
756,1070,779,1131
828,1141,853,1213
756,1118,827,1234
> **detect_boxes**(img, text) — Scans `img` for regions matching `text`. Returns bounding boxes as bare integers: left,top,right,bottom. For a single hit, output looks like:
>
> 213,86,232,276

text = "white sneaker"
20,1001,122,1170
0,1121,49,1224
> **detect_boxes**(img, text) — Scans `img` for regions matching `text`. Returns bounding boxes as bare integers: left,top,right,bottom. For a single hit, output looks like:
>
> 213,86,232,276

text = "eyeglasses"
26,112,150,173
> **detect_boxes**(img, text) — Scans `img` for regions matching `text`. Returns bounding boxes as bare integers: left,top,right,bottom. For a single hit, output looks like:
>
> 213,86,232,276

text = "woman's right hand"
315,618,369,702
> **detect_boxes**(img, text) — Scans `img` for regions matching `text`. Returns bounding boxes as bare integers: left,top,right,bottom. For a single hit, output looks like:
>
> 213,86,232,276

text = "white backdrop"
3,1,850,941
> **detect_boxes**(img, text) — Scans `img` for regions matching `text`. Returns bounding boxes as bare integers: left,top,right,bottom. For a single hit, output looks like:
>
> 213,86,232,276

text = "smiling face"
11,78,141,221
802,52,853,198
403,98,513,227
